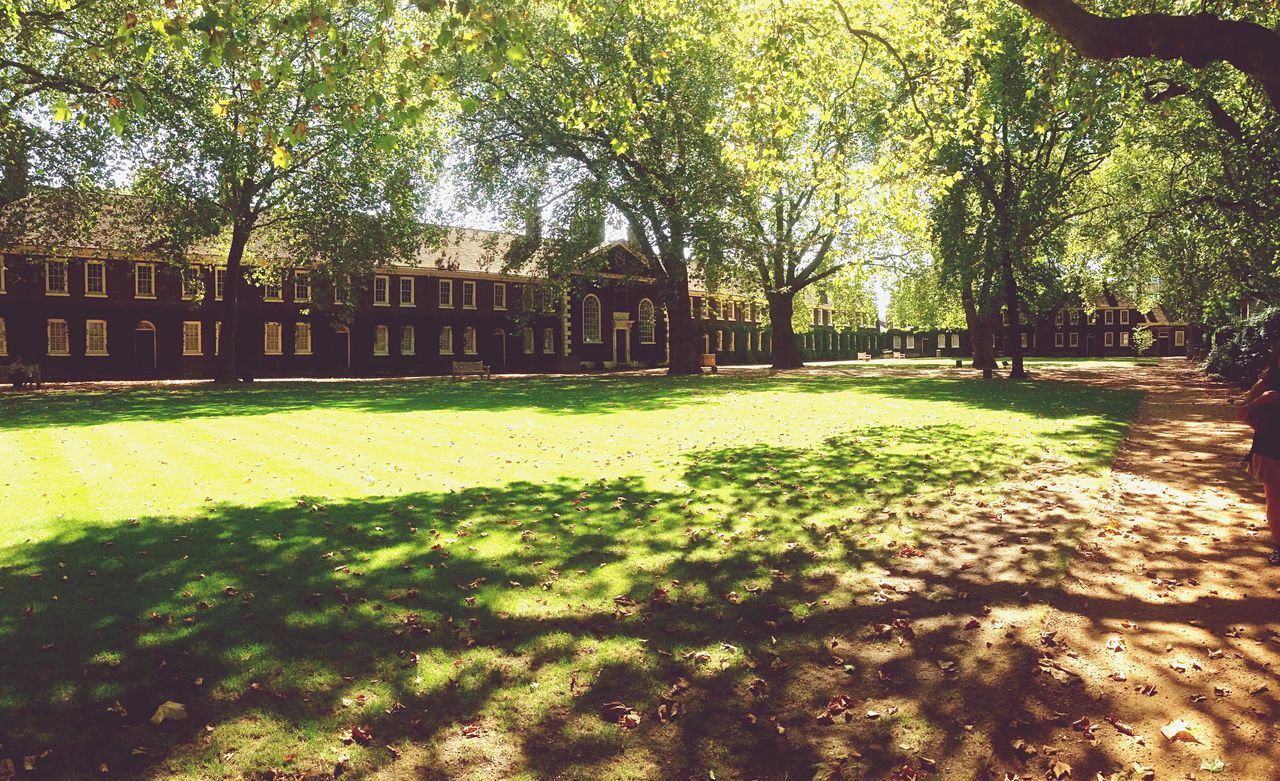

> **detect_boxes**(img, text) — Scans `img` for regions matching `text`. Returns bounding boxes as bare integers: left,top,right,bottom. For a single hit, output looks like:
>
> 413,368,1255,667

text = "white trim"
1120,331,1130,347
438,279,453,308
85,260,107,297
582,294,602,343
399,276,415,307
0,316,6,355
0,257,6,293
462,326,477,355
1070,332,1079,347
46,318,70,356
522,326,534,354
295,321,313,355
1120,309,1130,325
1054,332,1064,348
462,280,476,309
373,324,390,356
1174,330,1185,347
134,262,156,299
263,274,284,302
543,327,554,354
182,320,203,356
373,275,390,307
1104,331,1115,347
400,324,415,356
214,268,226,301
638,298,656,344
1104,309,1115,325
439,325,454,354
264,321,283,355
494,282,507,310
294,271,312,303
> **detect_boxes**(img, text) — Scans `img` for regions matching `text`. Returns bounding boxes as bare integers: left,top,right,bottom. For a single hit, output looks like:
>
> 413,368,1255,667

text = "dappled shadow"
0,409,1134,780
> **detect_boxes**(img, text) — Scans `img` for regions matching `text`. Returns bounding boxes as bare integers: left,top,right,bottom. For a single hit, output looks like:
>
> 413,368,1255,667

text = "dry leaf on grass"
149,701,187,725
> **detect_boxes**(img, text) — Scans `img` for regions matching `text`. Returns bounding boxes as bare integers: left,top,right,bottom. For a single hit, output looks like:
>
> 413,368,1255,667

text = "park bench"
856,352,871,361
451,360,491,380
0,362,42,389
451,360,492,379
891,351,905,359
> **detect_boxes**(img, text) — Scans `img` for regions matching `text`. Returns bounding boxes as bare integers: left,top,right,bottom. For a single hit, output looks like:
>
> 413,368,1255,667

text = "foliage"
1202,305,1280,388
1130,326,1154,356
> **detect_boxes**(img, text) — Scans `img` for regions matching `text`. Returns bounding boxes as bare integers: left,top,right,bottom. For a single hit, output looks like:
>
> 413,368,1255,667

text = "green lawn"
0,373,1141,779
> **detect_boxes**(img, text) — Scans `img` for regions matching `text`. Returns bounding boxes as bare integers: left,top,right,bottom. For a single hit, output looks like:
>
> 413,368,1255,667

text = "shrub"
1203,306,1280,387
1131,328,1154,356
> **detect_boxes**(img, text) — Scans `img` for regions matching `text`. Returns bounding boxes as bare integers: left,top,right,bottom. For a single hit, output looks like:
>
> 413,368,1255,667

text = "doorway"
133,321,157,375
493,329,507,369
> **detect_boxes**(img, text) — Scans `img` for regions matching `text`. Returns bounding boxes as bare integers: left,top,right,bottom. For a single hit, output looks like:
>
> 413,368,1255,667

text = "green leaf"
52,98,71,122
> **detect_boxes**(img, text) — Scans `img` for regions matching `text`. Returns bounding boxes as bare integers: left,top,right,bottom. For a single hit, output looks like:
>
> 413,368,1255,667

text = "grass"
0,372,1142,779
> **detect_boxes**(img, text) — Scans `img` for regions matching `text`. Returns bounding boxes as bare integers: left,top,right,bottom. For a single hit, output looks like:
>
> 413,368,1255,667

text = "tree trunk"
1001,246,1028,380
217,202,258,384
665,272,701,376
961,281,996,371
767,292,804,369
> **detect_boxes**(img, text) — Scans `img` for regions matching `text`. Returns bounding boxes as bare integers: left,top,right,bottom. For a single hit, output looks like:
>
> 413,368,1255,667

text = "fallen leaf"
149,701,187,725
1159,719,1200,743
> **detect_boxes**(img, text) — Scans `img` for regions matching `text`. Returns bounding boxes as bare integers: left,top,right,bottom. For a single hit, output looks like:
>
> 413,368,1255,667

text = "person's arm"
1237,377,1269,421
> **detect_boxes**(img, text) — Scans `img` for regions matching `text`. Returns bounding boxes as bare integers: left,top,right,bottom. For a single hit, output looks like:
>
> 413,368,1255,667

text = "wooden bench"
856,352,871,361
0,363,42,389
451,360,491,380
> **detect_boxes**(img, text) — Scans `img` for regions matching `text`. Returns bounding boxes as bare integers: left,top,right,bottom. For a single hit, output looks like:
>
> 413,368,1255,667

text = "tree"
1007,0,1280,112
107,1,457,383
455,0,738,375
926,2,1119,378
711,0,897,368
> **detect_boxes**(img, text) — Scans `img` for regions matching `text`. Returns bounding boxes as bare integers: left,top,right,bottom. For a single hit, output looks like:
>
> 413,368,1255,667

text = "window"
294,271,311,303
638,299,656,344
700,297,709,319
1070,332,1079,347
264,274,283,302
1105,331,1115,347
135,262,156,298
729,331,736,352
439,325,454,354
0,257,5,292
215,268,226,301
494,282,507,310
1020,333,1028,348
1001,310,1008,325
1175,330,1185,347
438,279,453,308
401,325,415,355
582,294,602,343
182,321,202,355
181,269,199,300
709,298,721,320
1120,331,1130,347
1104,309,1114,325
86,261,106,296
950,333,960,348
462,280,476,309
907,334,916,349
373,325,390,355
463,326,477,355
333,282,345,304
264,322,283,355
399,277,415,307
716,330,724,351
215,322,221,355
45,259,68,295
295,322,312,355
1070,310,1080,325
1120,309,1130,325
82,320,108,356
1055,332,1064,348
46,319,69,355
893,335,902,349
543,327,554,354
0,318,6,355
523,327,535,354
373,275,390,306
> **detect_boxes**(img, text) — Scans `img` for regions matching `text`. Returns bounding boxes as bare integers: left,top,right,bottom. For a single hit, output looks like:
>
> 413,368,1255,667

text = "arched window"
582,294,602,343
463,326,477,355
638,299,656,344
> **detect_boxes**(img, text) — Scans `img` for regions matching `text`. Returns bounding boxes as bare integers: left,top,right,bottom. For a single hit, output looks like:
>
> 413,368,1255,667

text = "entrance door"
1157,332,1170,356
133,321,157,376
493,329,507,369
1086,333,1097,356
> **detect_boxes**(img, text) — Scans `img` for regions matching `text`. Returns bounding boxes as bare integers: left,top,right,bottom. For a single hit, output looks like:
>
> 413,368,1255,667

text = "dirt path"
988,360,1280,780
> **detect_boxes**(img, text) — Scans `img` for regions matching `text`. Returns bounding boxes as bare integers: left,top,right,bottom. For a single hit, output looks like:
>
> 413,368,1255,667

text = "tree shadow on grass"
0,373,1141,432
0,423,1128,779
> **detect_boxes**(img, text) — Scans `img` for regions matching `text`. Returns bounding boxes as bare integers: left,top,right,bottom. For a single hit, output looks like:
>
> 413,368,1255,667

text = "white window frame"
215,321,221,355
1020,333,1028,348
893,335,902,349
1054,332,1064,348
373,274,390,307
264,321,283,355
294,271,312,303
85,260,107,297
463,326,477,355
906,334,916,349
86,319,108,356
45,259,69,295
401,325,415,356
373,324,390,356
439,325,454,355
1070,310,1080,325
0,317,6,355
1105,331,1115,347
462,280,476,309
1120,331,1130,347
182,320,203,356
1120,309,1130,325
438,279,453,308
716,330,724,351
543,327,554,354
1055,311,1063,326
950,333,960,349
46,318,70,356
1175,330,1185,347
1070,332,1079,347
333,282,345,305
1104,309,1115,325
215,268,226,301
295,322,312,355
523,327,535,354
638,298,656,344
181,268,200,301
494,282,507,310
264,274,283,302
709,298,721,320
729,331,736,352
582,294,602,343
399,276,415,307
135,262,156,299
